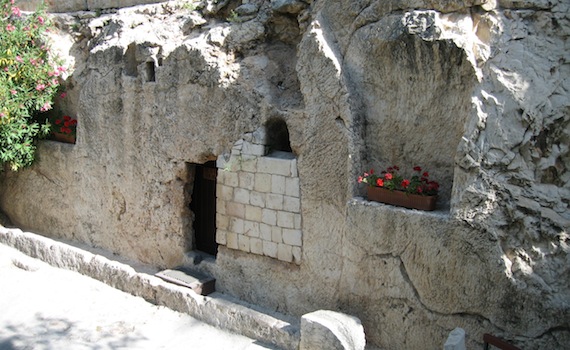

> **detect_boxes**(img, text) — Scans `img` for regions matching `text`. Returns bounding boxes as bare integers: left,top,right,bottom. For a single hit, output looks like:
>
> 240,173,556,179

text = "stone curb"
0,226,300,350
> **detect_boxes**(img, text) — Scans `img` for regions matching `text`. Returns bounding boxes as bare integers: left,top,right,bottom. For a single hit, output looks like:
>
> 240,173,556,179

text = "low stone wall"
0,226,301,350
15,0,161,12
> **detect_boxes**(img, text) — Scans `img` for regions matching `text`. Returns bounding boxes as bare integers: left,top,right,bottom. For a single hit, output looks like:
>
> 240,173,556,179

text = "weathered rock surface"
1,0,568,349
299,310,365,350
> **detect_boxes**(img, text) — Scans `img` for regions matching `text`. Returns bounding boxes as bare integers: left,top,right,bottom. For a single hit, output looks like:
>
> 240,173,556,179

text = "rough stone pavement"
0,243,278,350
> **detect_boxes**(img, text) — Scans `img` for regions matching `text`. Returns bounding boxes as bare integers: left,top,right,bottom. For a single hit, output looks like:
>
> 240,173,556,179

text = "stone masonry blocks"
263,241,278,258
271,175,286,195
283,229,302,246
254,173,272,193
217,150,302,264
239,172,255,190
266,194,284,210
250,191,266,207
234,188,250,205
258,157,292,176
277,211,295,229
238,235,250,252
262,209,277,226
278,243,293,263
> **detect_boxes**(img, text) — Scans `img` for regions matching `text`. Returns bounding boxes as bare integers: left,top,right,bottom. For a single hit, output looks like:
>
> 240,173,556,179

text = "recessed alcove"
349,34,477,207
144,61,156,82
264,117,292,155
124,43,137,77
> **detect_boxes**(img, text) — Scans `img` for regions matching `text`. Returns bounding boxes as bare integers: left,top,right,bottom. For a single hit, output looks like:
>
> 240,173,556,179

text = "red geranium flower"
401,179,410,188
376,178,384,187
384,173,393,180
413,166,422,172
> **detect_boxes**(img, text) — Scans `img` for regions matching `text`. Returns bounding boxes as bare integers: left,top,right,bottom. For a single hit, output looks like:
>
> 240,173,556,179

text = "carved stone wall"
1,1,568,349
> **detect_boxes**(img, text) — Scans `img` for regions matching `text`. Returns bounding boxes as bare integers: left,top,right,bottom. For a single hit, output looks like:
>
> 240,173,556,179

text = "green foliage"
181,1,197,12
226,9,239,23
0,0,63,171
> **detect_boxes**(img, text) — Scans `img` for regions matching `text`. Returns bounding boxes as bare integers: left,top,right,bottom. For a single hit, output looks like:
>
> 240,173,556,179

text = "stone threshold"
0,226,300,350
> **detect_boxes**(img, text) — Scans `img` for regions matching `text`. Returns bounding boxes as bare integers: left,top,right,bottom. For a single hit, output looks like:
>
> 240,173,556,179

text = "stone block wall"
215,128,302,265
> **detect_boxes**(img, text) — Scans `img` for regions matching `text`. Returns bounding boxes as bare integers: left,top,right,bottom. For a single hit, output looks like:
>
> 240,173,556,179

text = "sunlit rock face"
1,1,568,349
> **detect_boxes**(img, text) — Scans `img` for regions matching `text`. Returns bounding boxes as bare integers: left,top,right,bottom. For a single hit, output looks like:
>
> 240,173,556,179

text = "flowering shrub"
358,165,440,196
0,0,65,171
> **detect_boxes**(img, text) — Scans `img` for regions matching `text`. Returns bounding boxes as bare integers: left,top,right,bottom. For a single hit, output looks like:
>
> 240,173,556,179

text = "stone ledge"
0,226,300,350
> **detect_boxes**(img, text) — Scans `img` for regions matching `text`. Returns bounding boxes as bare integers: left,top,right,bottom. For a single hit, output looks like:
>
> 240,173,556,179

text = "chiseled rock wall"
1,0,568,349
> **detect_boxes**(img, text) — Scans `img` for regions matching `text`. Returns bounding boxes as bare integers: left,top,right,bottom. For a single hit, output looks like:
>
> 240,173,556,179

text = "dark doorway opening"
265,117,292,154
190,161,218,256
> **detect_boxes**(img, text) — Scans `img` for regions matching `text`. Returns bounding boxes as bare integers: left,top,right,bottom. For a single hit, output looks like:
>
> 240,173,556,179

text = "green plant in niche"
226,9,239,23
180,1,197,12
0,0,64,171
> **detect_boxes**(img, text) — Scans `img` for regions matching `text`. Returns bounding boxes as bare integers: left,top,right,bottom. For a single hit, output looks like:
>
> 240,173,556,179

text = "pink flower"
37,16,44,24
357,176,363,184
10,90,17,95
384,173,393,180
40,102,51,112
57,66,66,72
36,83,46,91
15,56,23,63
60,92,67,99
11,6,21,17
6,24,15,32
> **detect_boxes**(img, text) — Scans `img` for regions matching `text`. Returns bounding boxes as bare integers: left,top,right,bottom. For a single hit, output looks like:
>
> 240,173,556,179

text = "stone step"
155,267,215,296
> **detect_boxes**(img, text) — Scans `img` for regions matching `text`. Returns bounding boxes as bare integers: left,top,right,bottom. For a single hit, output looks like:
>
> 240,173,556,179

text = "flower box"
51,131,75,144
367,186,437,211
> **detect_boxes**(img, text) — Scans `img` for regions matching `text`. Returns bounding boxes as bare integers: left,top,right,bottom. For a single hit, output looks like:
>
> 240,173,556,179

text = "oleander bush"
0,0,65,171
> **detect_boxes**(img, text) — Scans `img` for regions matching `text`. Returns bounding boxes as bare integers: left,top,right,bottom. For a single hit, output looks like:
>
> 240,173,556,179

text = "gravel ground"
0,243,276,350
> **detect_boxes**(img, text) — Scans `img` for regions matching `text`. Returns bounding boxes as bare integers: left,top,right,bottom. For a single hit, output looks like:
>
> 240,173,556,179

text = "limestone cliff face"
1,1,568,349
